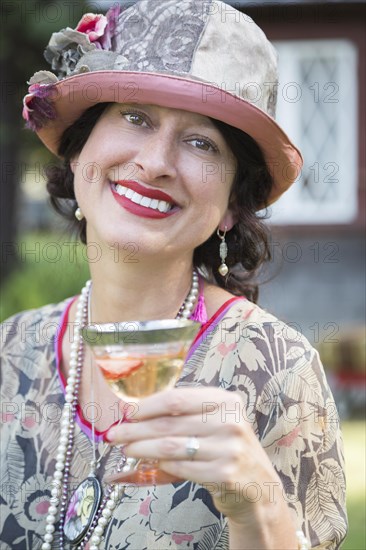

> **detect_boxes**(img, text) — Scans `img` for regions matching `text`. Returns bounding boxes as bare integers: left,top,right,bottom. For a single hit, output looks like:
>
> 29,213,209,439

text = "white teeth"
140,196,152,207
113,183,173,213
131,192,142,204
158,200,170,213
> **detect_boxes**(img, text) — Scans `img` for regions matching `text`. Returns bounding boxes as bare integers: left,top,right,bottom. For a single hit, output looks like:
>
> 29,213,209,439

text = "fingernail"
103,429,115,443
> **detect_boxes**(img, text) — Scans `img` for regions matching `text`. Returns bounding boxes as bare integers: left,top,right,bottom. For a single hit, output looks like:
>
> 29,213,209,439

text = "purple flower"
99,5,122,50
22,83,57,131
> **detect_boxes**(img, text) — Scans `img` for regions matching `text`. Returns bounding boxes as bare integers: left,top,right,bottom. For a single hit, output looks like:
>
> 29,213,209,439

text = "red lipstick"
115,180,176,204
110,180,179,219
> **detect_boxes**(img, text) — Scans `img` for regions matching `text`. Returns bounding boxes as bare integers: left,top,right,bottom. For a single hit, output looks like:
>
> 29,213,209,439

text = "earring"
217,226,229,276
75,207,84,221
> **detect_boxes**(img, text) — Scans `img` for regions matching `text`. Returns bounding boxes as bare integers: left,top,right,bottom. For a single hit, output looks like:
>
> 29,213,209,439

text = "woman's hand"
103,387,282,521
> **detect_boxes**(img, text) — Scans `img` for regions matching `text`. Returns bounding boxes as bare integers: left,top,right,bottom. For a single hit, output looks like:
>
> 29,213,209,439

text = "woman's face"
72,103,237,262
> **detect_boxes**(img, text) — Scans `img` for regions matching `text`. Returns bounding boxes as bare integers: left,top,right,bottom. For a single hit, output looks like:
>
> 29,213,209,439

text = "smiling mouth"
111,182,176,214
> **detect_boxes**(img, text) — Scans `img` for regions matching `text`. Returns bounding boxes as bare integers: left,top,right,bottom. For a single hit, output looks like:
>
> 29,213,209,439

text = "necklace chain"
41,271,199,550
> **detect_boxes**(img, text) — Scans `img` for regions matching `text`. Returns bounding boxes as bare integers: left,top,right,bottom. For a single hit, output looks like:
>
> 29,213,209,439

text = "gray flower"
44,28,96,79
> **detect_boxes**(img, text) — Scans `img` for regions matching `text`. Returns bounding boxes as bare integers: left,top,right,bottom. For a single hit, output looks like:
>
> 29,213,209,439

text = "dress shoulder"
1,299,72,347
0,299,73,396
184,298,322,388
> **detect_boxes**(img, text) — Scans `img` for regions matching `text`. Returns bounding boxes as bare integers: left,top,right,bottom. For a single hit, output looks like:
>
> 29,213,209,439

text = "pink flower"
23,416,36,429
35,500,50,515
1,412,15,423
76,13,108,45
172,533,194,544
218,342,236,356
139,496,152,516
278,425,301,447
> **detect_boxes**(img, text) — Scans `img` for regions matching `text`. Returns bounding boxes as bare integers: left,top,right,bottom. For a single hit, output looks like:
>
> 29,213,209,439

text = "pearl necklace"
42,272,199,550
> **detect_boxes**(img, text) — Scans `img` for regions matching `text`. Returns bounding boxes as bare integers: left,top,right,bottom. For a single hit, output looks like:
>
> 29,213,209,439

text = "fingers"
123,434,219,462
105,413,227,444
106,386,246,444
102,387,257,492
129,387,240,420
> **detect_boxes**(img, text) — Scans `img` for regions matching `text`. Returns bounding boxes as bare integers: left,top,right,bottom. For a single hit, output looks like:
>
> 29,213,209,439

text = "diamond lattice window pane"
268,40,358,225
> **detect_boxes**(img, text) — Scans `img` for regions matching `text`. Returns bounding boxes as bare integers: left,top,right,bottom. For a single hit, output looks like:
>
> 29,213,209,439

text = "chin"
90,227,161,260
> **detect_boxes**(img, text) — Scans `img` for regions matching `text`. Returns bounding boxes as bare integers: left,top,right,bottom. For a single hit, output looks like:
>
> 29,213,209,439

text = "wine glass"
81,319,200,485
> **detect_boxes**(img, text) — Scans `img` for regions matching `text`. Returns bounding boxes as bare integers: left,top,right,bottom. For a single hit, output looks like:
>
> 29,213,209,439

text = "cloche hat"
23,0,303,205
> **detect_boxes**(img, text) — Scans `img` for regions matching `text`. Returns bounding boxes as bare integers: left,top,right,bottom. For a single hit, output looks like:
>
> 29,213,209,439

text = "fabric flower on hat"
23,6,122,129
43,7,121,79
78,6,121,50
44,27,97,79
99,4,121,50
22,72,58,131
75,13,108,44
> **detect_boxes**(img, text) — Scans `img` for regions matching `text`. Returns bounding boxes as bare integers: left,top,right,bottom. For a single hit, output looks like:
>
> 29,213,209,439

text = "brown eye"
121,112,147,126
188,138,217,152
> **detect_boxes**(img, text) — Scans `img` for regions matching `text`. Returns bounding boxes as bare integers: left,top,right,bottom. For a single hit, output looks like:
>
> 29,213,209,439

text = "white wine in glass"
81,319,200,485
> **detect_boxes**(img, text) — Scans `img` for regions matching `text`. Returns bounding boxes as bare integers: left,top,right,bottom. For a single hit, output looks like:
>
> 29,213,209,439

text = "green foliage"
341,420,366,549
0,232,89,322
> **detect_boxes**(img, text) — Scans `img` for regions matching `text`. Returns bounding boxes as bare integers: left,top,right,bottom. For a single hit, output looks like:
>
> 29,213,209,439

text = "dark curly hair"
45,103,273,302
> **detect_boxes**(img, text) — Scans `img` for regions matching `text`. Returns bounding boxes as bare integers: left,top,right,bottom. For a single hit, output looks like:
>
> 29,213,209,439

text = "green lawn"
341,420,366,549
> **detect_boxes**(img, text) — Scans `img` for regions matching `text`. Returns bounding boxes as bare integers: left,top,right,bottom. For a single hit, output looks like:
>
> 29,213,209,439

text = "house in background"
234,0,365,414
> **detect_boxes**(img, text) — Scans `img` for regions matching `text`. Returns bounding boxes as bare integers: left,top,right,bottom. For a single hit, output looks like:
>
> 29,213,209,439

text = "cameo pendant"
63,475,102,545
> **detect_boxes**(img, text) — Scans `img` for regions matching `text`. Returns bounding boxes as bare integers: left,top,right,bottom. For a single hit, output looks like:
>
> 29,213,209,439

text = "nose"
133,129,177,182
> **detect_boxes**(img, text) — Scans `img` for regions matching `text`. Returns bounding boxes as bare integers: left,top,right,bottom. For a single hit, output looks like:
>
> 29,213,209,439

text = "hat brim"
36,71,302,206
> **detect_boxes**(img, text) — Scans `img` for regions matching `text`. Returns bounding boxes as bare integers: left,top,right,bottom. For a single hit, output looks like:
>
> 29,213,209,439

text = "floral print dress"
0,296,347,549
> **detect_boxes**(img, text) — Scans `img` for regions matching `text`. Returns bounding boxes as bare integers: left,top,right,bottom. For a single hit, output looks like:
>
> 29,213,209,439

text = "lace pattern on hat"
113,0,210,74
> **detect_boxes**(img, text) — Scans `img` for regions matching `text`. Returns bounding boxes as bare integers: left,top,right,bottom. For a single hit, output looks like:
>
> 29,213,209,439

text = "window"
268,40,358,225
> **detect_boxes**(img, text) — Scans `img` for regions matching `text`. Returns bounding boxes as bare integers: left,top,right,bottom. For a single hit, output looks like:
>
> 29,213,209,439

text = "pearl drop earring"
217,226,229,276
75,207,84,221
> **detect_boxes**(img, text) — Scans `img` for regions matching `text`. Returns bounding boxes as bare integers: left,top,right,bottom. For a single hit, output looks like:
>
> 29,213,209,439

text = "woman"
1,1,347,549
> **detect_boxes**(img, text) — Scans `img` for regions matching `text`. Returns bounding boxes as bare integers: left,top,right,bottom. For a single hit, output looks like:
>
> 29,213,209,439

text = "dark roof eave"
227,0,365,5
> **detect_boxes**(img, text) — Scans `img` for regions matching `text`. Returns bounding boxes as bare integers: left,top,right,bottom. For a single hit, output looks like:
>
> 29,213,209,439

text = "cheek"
72,164,88,201
198,155,235,193
197,175,233,212
72,167,99,215
73,147,105,193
